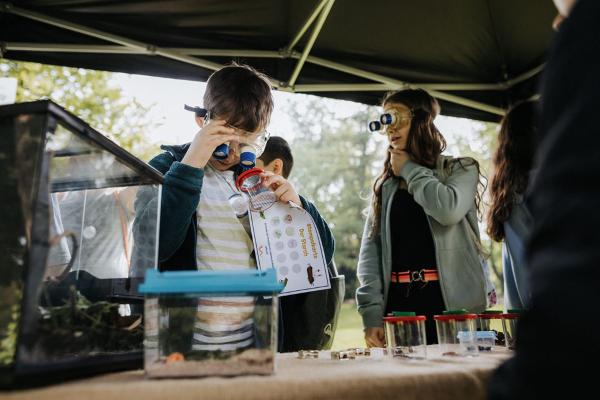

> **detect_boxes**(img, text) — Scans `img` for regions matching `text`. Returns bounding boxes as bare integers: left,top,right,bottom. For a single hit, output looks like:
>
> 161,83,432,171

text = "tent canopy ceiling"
1,0,556,122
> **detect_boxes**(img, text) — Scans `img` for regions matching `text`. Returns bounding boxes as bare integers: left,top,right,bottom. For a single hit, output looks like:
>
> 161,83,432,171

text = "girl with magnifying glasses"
357,89,494,347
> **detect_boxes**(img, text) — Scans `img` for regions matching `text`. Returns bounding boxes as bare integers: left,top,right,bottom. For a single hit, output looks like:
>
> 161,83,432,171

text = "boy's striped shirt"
193,166,255,351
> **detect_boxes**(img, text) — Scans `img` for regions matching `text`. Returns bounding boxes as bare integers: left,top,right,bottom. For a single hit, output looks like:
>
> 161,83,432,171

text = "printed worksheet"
248,201,330,296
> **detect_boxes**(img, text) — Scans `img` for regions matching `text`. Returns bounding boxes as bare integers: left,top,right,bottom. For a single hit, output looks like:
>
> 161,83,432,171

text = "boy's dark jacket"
133,144,343,352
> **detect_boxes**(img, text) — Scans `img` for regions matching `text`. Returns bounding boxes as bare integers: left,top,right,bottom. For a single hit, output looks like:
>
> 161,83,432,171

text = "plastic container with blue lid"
140,269,284,378
473,330,498,351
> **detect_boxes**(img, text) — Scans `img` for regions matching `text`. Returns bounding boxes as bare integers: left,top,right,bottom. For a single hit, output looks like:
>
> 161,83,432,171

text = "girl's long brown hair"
487,100,537,242
369,89,447,237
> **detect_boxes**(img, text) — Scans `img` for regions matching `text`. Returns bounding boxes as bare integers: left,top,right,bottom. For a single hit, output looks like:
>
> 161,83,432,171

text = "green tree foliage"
0,61,159,160
285,97,386,301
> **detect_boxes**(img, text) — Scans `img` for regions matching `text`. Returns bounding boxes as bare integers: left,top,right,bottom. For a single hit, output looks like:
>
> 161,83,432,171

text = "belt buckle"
411,269,425,283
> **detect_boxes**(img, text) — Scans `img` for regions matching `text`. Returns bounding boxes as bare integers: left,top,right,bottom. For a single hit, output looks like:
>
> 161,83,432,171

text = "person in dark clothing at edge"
133,64,334,353
488,0,600,398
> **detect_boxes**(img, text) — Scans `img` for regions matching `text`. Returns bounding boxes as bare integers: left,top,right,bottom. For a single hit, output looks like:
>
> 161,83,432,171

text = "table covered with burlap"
0,347,511,400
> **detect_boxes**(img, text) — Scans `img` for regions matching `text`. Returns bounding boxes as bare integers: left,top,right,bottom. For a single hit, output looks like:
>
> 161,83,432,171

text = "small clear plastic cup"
434,310,478,356
383,312,427,360
456,331,479,356
477,310,506,347
474,331,497,351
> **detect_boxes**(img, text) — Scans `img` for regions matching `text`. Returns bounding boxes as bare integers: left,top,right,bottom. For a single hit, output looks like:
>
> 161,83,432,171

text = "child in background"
487,100,537,310
256,136,294,179
257,136,343,351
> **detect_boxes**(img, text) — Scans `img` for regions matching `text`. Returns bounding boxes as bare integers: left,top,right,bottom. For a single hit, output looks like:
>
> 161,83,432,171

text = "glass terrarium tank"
0,100,163,388
140,268,284,378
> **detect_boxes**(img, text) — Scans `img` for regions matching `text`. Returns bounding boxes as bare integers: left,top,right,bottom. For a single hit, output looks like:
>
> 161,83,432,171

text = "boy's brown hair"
203,63,274,132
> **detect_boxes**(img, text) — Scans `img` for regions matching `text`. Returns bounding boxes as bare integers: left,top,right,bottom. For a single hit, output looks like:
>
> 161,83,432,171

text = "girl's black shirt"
385,185,444,344
389,187,436,272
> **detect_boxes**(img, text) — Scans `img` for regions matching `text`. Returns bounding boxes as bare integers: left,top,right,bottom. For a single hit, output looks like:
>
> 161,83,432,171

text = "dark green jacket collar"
160,143,191,162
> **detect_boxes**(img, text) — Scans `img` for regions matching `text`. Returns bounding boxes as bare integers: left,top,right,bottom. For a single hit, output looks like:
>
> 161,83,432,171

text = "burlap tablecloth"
0,347,511,400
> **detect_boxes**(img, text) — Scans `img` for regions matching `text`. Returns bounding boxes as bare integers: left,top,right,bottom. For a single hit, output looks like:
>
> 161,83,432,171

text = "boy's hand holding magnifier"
260,171,302,208
182,116,239,169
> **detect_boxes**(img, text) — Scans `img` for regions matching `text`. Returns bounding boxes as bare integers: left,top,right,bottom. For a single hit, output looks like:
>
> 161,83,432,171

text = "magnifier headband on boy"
237,128,270,167
184,104,270,167
368,110,413,134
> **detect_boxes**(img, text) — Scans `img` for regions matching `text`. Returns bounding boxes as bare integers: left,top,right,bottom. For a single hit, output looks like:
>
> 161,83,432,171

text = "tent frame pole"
0,41,543,90
4,42,539,91
284,0,329,54
303,55,506,115
287,0,335,87
0,3,225,75
3,43,287,58
506,63,545,87
293,83,501,92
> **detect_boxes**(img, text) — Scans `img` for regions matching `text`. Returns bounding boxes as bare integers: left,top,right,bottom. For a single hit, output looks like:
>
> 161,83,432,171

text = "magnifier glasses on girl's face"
368,107,413,134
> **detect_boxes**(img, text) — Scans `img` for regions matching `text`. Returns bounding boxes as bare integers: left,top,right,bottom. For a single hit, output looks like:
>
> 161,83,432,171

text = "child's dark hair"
487,100,537,241
259,136,294,178
203,63,274,132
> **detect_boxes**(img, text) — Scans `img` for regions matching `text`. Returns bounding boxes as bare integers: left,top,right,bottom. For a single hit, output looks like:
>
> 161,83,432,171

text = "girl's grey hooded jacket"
356,156,493,328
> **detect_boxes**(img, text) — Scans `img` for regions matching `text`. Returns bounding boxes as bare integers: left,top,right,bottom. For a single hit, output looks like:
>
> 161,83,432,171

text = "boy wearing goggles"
136,64,334,353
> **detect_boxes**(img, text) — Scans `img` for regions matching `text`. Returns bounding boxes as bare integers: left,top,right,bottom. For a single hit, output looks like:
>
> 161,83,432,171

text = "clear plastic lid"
474,331,497,340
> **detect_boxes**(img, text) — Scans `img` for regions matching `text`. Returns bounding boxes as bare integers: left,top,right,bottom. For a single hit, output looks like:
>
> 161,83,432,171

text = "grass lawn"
331,301,365,349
